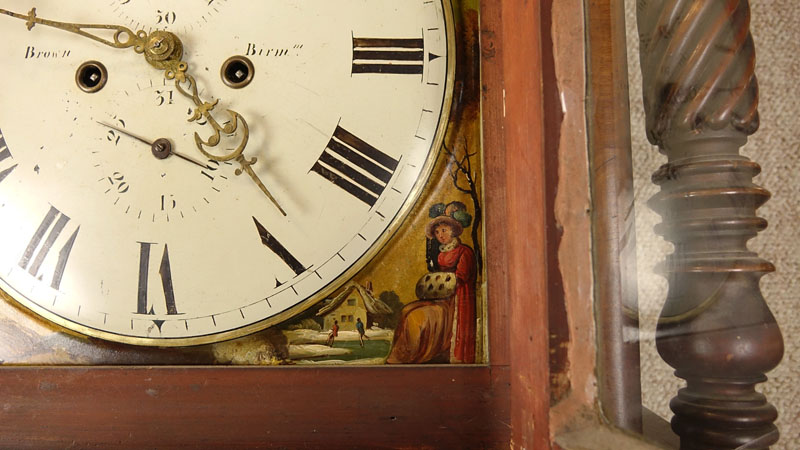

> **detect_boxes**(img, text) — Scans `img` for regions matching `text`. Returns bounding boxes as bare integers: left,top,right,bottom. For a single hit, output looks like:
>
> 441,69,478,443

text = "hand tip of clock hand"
266,192,288,217
271,197,288,217
256,184,288,217
237,162,287,216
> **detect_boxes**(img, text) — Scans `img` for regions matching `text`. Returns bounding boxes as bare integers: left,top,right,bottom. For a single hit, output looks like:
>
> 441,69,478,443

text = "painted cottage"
318,282,393,332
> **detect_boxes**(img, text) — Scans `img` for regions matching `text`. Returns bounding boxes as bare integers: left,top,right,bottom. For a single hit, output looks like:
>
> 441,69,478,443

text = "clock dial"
0,1,454,345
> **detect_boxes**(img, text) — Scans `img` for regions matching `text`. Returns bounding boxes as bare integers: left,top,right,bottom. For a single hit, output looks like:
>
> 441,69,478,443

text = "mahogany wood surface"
481,0,511,371
0,1,553,448
500,0,551,449
0,366,511,449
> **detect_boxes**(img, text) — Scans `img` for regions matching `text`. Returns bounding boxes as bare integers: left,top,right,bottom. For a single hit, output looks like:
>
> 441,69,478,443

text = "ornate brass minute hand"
0,7,287,216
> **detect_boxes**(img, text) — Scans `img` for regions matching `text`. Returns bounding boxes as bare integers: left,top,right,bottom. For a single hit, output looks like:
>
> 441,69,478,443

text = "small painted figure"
387,202,477,364
356,317,369,348
325,319,339,347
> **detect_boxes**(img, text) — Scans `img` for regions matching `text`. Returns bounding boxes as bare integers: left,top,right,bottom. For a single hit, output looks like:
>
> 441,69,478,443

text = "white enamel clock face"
0,1,454,345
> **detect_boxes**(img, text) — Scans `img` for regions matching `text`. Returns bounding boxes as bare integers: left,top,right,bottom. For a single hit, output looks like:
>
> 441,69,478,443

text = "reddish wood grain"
480,0,510,368
0,366,510,449
500,0,552,449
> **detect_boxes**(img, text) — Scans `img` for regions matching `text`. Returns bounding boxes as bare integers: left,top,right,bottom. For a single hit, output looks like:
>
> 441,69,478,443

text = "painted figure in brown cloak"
387,202,477,364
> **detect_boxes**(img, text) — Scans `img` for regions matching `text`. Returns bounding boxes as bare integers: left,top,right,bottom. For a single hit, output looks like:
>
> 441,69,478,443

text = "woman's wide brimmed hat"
425,215,464,239
426,201,473,239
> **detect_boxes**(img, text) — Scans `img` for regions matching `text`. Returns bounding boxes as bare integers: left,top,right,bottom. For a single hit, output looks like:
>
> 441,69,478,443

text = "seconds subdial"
92,82,234,223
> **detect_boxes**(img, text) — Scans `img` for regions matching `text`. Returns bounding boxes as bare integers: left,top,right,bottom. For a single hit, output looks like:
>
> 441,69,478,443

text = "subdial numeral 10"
201,160,220,181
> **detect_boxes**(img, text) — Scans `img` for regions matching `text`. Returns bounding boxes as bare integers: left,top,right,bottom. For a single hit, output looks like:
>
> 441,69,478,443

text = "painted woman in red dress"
387,204,477,364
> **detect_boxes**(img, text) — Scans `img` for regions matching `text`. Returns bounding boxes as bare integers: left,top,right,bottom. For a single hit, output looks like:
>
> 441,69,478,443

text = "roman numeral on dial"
311,126,399,207
352,37,424,75
136,242,179,316
253,217,306,276
19,206,80,290
0,129,18,184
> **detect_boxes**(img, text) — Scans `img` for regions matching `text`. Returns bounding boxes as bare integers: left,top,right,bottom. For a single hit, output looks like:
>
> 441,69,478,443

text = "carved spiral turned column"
635,1,784,449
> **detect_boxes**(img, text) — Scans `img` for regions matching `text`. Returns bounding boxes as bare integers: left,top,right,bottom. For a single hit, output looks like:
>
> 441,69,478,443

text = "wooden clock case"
0,0,653,448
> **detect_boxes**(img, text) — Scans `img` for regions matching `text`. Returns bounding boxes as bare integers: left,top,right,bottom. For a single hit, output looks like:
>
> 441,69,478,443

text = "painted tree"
443,138,482,275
